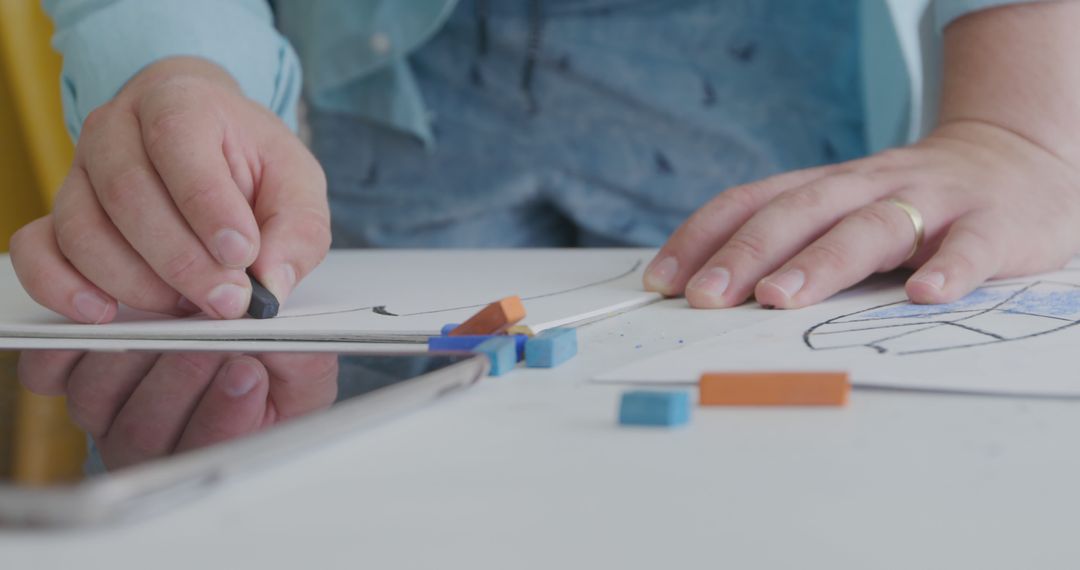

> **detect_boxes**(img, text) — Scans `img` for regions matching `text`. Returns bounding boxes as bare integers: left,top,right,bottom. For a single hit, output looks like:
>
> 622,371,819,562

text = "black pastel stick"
247,272,280,319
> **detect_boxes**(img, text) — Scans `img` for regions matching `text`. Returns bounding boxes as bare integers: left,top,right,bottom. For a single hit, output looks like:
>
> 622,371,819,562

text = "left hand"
644,120,1080,309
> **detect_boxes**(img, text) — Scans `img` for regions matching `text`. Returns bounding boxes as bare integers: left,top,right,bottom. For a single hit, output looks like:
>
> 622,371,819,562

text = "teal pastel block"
473,337,518,376
524,328,578,368
618,390,691,427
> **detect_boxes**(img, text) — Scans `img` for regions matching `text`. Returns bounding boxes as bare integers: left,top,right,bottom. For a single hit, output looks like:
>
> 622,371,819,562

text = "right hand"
9,56,330,323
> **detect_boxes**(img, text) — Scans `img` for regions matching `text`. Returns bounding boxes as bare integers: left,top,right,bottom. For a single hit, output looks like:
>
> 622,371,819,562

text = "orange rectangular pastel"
699,372,849,406
449,296,526,336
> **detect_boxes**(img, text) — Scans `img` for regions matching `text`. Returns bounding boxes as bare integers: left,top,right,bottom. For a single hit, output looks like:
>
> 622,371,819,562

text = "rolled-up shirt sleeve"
43,0,302,139
935,0,1045,32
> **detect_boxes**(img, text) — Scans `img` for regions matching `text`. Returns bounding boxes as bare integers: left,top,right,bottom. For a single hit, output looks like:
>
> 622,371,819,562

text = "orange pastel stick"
449,296,527,336
699,372,849,406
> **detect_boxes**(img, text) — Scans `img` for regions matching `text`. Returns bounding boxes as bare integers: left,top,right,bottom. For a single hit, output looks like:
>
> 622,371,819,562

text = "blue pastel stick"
618,390,691,427
524,328,577,368
428,334,527,360
473,337,518,376
440,323,460,336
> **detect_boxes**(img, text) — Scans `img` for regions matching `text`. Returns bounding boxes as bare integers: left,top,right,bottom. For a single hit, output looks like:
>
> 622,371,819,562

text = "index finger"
139,90,261,269
248,136,331,303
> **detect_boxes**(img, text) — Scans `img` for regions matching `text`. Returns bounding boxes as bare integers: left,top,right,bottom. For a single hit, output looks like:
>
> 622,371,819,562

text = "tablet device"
0,347,488,528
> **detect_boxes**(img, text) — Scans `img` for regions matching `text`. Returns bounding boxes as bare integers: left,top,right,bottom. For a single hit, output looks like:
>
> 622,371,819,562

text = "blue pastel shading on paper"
525,328,578,368
618,390,691,427
859,287,1013,319
429,334,527,360
473,337,518,377
1001,288,1080,319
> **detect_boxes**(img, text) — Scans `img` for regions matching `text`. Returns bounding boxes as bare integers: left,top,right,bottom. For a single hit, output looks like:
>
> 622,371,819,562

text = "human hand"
17,350,339,470
9,56,330,323
644,120,1080,309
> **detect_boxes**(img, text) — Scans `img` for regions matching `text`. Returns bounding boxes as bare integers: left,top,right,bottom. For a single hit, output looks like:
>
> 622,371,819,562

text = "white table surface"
3,298,1080,570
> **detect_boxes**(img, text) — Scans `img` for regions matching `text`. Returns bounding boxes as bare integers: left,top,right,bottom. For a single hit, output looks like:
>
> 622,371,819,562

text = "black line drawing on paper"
803,277,1080,356
268,259,645,320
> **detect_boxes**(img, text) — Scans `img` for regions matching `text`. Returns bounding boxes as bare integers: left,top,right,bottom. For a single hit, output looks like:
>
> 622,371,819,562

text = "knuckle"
723,230,770,264
99,166,148,206
164,353,219,379
10,217,49,261
108,420,166,460
776,184,826,210
945,248,981,276
301,152,328,194
16,355,51,396
945,227,994,272
81,104,114,134
679,211,720,247
721,185,762,219
307,225,333,263
143,106,193,154
299,354,339,385
65,383,109,436
291,207,334,258
159,249,201,285
804,241,850,273
852,202,902,232
173,175,220,213
53,216,94,260
868,148,914,171
8,224,29,258
120,277,172,313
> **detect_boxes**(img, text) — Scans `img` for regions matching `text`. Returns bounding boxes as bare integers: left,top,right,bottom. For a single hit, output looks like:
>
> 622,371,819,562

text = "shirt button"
370,33,392,55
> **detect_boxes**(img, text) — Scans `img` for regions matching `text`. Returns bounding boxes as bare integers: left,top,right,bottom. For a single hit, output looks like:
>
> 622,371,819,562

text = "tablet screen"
0,350,477,487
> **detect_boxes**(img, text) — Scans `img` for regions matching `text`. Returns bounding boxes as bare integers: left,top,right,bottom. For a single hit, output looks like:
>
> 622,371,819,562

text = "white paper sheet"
596,259,1080,397
0,249,661,343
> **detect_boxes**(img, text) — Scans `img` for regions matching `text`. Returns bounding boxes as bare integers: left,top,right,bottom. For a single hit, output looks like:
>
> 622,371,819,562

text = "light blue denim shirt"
44,0,1046,249
44,0,1040,145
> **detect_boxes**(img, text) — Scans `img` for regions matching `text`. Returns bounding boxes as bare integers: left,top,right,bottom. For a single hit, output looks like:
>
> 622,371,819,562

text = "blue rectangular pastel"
524,328,577,368
473,337,518,376
440,323,460,336
428,334,527,360
618,390,691,427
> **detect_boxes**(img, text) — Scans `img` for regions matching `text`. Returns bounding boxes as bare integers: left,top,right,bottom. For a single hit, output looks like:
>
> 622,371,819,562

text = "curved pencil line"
269,259,644,320
376,259,645,317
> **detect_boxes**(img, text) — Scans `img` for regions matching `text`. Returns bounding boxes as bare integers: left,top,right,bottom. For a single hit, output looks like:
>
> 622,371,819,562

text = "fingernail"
762,269,805,300
222,360,262,398
262,264,297,300
176,296,200,314
207,283,250,319
644,256,678,292
214,229,254,268
73,291,111,324
686,267,731,301
912,271,946,291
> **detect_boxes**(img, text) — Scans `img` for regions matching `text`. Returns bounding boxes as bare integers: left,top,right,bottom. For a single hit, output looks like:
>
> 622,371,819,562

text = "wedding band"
885,197,924,262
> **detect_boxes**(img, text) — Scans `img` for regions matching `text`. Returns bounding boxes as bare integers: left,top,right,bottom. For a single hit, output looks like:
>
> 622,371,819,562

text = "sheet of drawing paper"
596,259,1080,397
0,249,660,343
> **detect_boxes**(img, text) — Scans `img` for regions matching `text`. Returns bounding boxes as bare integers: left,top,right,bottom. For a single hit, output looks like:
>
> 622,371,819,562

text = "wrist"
115,56,243,108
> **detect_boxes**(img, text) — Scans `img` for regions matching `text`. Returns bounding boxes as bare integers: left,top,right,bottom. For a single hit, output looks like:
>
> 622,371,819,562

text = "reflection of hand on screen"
17,350,338,470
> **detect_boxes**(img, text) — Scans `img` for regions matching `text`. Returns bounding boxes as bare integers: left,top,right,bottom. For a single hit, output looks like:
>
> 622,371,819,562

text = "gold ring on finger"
884,197,924,262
